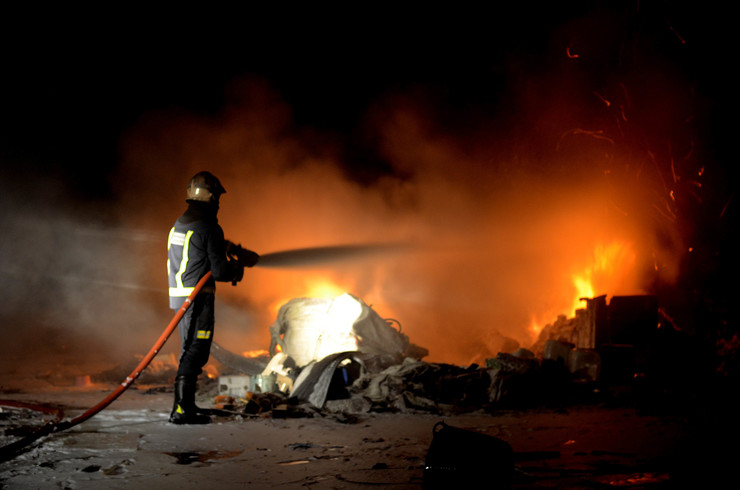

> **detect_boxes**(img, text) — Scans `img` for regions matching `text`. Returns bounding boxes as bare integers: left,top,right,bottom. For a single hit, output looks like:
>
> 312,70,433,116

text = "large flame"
529,240,640,338
571,241,638,307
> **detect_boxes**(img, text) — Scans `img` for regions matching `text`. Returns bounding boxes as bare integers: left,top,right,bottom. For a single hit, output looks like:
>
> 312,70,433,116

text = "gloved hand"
240,249,260,268
226,241,260,268
231,264,245,286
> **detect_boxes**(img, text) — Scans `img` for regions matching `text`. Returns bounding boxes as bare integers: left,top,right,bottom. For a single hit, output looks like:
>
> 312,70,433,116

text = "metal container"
218,375,252,398
568,348,601,382
543,339,574,364
250,374,276,393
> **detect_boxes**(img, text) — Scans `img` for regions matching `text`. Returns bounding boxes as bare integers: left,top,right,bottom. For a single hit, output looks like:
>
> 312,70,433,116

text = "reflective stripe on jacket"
167,201,238,309
168,228,195,297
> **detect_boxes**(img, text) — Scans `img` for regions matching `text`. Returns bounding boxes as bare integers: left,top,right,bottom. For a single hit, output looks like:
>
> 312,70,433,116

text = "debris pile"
81,292,671,419
206,293,670,418
93,356,179,386
212,349,583,419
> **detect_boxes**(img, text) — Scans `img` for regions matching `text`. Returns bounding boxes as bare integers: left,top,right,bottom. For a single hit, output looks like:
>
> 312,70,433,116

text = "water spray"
256,243,406,268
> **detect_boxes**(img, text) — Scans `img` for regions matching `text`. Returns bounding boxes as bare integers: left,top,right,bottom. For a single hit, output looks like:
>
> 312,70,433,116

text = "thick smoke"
1,7,707,376
110,63,691,364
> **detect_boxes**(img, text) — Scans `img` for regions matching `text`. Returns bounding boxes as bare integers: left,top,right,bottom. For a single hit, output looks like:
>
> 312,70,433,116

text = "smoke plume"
110,63,691,364
1,6,712,377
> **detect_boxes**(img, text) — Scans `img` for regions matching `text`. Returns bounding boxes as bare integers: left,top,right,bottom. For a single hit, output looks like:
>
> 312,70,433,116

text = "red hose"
0,271,213,461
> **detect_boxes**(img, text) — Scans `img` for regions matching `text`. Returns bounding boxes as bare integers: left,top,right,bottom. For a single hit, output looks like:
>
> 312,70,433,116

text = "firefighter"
167,171,258,424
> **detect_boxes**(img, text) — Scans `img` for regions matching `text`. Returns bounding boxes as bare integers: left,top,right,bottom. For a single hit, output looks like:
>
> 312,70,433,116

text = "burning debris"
205,291,674,420
268,293,428,366
41,289,678,424
213,293,433,416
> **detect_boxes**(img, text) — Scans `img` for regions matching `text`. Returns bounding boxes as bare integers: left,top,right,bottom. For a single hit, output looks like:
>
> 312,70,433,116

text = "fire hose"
0,242,404,462
0,271,213,463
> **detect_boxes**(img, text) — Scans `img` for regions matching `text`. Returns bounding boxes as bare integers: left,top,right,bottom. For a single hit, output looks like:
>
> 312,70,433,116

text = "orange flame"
571,240,637,310
266,275,354,318
242,349,270,358
529,240,638,338
305,278,347,299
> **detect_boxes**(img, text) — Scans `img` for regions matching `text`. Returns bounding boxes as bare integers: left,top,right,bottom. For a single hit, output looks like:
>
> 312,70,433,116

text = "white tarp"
268,293,417,368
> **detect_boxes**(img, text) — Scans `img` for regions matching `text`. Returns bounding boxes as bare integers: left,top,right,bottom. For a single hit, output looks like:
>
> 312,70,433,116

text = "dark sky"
0,3,734,195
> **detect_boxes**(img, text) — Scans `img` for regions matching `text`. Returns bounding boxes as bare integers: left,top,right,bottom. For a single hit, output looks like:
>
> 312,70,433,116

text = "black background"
2,3,733,195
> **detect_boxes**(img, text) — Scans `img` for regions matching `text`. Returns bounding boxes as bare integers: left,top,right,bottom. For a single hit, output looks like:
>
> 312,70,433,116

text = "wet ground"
3,380,732,489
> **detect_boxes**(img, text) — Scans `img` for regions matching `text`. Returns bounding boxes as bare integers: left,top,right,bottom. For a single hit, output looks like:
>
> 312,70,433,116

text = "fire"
265,275,355,320
203,364,219,379
242,349,270,358
572,240,637,310
529,240,638,338
305,278,347,299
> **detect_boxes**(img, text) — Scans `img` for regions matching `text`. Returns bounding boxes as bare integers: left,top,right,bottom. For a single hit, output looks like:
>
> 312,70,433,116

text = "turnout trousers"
176,292,215,378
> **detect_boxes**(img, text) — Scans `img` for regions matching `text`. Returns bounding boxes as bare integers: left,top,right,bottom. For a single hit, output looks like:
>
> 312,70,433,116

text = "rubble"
209,298,530,419
198,293,677,420
210,342,269,376
1,293,717,489
209,351,576,419
76,291,674,422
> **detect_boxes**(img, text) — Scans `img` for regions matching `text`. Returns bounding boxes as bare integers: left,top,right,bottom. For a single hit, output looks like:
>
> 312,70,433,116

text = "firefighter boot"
169,375,211,425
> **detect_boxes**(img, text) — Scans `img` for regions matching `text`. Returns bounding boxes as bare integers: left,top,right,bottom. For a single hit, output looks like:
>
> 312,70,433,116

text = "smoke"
109,61,690,364
1,5,709,374
0,169,178,382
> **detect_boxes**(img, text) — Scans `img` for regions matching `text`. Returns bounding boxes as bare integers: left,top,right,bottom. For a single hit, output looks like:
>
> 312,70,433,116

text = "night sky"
3,3,732,195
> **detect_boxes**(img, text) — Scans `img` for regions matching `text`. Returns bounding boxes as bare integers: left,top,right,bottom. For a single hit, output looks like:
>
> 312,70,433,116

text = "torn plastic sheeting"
352,359,500,412
351,358,443,411
360,357,427,402
290,351,364,408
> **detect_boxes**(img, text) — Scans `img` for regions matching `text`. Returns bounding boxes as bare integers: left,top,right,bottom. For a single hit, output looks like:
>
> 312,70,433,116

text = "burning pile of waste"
208,292,664,418
78,289,673,419
211,293,434,413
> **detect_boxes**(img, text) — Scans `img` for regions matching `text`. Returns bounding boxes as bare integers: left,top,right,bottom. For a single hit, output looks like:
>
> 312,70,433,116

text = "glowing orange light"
569,241,636,315
528,314,547,336
267,276,351,318
203,364,219,379
531,239,639,341
242,349,270,358
593,92,611,107
305,278,347,298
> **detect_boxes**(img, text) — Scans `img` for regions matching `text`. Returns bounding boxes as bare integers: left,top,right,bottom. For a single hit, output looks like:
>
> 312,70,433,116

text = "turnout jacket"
167,201,240,309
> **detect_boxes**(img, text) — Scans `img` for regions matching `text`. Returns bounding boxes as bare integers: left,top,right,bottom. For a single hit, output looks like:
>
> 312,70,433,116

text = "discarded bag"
423,421,513,489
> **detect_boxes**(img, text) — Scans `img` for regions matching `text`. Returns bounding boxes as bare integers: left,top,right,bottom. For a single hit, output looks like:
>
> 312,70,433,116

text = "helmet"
186,171,226,203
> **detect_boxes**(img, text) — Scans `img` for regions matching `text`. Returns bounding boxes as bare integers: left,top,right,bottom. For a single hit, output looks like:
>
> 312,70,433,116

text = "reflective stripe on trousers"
176,293,215,378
